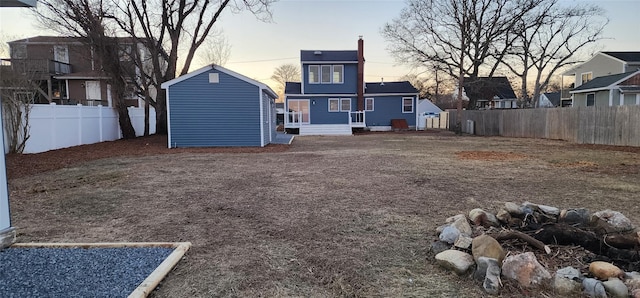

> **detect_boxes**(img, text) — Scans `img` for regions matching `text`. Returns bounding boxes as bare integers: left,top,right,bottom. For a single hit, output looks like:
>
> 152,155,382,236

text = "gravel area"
0,247,174,297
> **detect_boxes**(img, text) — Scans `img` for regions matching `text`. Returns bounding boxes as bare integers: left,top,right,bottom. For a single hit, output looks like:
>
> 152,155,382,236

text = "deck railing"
349,111,365,127
7,59,72,75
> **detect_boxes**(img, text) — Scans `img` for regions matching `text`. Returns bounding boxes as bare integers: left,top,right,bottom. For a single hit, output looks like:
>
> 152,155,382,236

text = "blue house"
161,64,278,147
285,38,419,135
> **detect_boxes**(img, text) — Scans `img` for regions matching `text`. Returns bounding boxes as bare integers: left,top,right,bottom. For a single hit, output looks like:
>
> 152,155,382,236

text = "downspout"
357,37,364,111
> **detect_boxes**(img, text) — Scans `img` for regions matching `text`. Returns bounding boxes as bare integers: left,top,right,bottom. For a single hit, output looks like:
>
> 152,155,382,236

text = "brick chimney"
357,36,364,111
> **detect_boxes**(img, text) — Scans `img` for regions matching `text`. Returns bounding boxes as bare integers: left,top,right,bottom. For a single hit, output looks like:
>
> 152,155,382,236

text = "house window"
333,65,343,83
365,97,374,111
340,98,351,111
11,44,26,59
321,65,332,83
402,97,414,113
328,98,339,112
309,65,344,84
586,93,595,106
581,72,592,84
309,65,319,84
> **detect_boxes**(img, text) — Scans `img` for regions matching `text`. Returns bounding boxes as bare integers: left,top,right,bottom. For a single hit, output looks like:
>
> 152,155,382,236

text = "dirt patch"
455,151,529,161
6,134,640,297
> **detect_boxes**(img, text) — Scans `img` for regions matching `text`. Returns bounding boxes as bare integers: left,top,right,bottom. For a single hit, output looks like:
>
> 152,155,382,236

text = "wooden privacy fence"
6,103,156,154
449,105,640,147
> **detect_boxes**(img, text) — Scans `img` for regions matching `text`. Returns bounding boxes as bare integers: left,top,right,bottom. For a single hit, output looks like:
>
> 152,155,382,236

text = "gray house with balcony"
3,36,146,107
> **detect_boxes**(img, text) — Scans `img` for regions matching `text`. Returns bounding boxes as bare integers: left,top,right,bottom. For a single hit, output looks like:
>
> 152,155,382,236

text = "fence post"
50,103,56,150
98,105,103,142
77,103,83,145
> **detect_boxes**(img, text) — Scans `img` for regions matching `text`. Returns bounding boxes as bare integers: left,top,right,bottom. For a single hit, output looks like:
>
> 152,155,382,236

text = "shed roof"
161,64,277,98
570,70,640,93
300,50,358,62
542,92,561,106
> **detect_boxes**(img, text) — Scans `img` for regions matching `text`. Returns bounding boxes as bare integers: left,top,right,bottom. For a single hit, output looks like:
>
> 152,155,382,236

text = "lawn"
7,132,640,297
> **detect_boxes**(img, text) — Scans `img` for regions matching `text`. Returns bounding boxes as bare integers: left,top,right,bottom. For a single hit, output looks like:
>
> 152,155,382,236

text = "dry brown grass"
7,133,640,297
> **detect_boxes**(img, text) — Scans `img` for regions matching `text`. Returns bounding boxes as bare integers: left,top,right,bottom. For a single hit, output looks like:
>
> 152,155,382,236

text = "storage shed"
161,65,278,148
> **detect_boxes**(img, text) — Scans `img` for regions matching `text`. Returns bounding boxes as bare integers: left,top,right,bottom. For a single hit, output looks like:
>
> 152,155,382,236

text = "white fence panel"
7,104,156,154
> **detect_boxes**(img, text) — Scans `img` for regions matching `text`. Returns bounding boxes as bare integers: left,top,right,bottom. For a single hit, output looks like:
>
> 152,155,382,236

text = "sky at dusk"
0,0,638,91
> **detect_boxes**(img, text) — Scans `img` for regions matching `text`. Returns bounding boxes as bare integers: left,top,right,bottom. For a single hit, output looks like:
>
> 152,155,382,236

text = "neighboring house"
275,102,285,125
463,77,518,109
417,99,443,115
563,51,640,104
538,92,562,108
569,70,640,107
284,38,419,135
161,64,278,148
3,36,152,107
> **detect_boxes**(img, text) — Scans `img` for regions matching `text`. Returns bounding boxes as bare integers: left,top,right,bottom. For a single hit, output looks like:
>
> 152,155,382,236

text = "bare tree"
0,68,35,153
198,29,232,66
114,0,276,134
36,0,137,139
382,0,539,132
502,0,607,108
271,63,300,101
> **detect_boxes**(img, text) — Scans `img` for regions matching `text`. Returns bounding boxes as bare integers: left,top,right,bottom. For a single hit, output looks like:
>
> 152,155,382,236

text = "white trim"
333,65,344,84
259,90,265,147
414,97,418,130
340,98,351,112
308,65,320,84
328,98,339,112
161,64,277,98
609,89,613,106
402,97,414,113
166,88,172,148
65,80,69,99
300,62,305,94
320,65,332,84
580,72,593,86
620,92,624,106
365,97,374,111
637,94,640,105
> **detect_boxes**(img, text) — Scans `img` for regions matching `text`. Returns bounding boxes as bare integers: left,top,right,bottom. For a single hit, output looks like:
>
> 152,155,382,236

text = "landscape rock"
633,289,640,298
602,277,628,298
496,209,511,223
592,210,635,233
446,214,466,223
590,261,623,280
501,252,551,287
536,204,560,216
554,266,582,295
504,202,524,215
435,224,448,235
430,240,451,255
474,257,498,280
483,258,502,295
450,216,473,236
469,208,500,227
625,274,640,291
583,277,607,298
559,208,591,226
472,234,506,264
435,250,475,275
439,225,461,244
454,234,473,249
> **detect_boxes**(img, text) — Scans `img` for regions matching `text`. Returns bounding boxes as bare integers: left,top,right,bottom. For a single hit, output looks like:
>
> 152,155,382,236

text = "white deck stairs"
299,124,352,136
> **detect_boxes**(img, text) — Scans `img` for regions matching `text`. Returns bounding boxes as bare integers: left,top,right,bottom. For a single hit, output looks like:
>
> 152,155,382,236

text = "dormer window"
309,65,320,83
581,72,592,84
308,64,344,84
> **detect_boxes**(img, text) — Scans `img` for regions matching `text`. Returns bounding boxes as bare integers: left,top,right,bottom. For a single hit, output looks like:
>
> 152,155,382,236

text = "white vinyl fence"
7,103,156,154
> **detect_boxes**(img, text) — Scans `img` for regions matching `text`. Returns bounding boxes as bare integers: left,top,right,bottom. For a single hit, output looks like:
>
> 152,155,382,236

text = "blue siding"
286,95,417,126
365,96,417,126
302,63,358,94
168,69,262,147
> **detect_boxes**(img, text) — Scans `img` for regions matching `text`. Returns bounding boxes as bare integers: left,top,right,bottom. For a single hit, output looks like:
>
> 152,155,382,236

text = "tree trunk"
155,90,168,135
116,102,136,139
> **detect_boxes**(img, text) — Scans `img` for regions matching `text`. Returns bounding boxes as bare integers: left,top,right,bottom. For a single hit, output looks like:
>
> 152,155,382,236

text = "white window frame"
365,97,374,111
309,65,320,84
332,65,344,84
581,72,593,85
340,98,351,112
402,97,414,113
328,98,340,112
321,65,332,84
586,93,595,106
